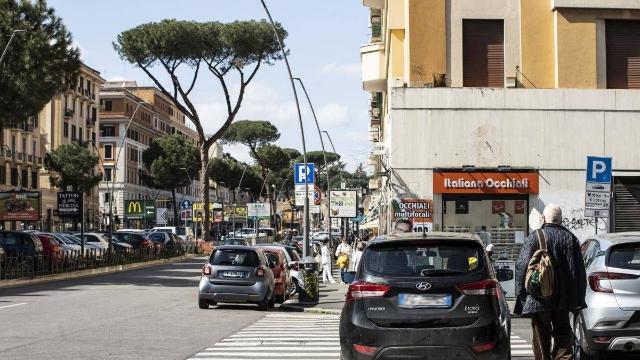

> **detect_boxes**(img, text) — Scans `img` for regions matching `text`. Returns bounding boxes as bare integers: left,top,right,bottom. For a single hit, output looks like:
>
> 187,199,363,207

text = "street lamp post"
108,101,146,252
294,78,332,237
259,0,312,257
180,167,193,239
0,30,26,65
322,130,343,238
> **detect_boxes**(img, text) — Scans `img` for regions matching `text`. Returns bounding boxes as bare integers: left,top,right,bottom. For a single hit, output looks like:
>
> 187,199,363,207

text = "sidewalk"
281,281,348,315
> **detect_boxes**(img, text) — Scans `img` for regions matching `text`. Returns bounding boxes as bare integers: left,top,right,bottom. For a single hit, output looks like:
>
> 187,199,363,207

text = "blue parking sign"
586,156,612,183
294,163,315,185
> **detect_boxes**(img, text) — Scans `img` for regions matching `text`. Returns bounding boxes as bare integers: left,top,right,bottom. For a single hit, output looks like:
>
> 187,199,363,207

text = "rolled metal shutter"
463,20,504,88
606,20,640,89
614,177,640,232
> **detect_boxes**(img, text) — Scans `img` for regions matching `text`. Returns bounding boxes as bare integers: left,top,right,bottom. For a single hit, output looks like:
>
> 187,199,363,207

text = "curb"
0,254,202,289
279,302,342,315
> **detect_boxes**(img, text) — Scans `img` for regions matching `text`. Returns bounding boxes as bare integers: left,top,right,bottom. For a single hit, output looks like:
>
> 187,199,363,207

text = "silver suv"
574,232,640,359
198,246,276,310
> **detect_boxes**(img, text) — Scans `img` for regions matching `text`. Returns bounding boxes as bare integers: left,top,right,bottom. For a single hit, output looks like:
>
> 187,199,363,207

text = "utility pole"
260,0,311,257
0,30,26,65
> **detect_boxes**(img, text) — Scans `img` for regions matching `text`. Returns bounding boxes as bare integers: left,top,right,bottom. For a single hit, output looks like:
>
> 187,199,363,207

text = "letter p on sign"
586,156,612,183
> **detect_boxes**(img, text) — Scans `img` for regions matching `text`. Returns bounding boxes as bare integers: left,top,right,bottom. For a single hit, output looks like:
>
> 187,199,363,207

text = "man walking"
514,204,587,360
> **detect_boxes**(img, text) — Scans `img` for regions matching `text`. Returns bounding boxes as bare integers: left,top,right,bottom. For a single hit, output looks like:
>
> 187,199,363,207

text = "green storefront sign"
124,200,155,221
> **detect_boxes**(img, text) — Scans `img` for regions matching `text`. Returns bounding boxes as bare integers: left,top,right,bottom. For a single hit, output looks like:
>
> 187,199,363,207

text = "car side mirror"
269,262,277,269
342,271,356,284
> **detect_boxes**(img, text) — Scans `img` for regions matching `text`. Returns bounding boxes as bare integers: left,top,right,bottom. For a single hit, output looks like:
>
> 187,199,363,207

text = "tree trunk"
171,188,178,226
199,144,211,241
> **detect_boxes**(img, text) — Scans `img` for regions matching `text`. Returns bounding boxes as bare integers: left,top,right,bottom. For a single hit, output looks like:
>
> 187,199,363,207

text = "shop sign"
192,202,223,222
57,191,82,218
433,172,539,194
125,200,155,220
329,190,357,218
0,191,41,221
391,198,433,232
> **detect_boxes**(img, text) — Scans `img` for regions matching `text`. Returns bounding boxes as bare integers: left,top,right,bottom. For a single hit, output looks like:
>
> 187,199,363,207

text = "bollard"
298,256,319,303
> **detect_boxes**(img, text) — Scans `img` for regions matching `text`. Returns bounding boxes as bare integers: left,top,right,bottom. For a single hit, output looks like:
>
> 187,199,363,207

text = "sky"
48,0,371,171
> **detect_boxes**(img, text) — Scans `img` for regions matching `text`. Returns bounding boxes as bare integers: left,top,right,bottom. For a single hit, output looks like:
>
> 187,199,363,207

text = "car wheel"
198,298,209,309
257,293,269,311
574,314,602,360
288,279,299,296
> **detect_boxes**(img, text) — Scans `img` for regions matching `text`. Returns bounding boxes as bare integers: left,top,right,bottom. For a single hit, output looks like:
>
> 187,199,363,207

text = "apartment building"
362,0,640,250
98,81,204,229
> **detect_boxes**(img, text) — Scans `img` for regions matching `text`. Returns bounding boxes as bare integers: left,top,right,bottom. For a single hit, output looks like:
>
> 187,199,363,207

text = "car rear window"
211,249,260,267
265,252,280,265
286,247,300,261
364,242,485,277
608,243,640,270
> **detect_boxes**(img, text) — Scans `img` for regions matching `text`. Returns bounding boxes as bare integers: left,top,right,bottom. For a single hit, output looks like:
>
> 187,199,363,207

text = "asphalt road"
0,256,266,360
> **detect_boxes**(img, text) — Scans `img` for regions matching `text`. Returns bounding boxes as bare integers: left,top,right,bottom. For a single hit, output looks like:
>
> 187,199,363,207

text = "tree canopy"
44,143,101,193
114,19,286,238
1,0,81,129
221,120,280,150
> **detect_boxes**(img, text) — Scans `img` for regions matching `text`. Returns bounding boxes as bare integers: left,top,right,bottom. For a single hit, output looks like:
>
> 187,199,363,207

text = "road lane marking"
0,302,27,310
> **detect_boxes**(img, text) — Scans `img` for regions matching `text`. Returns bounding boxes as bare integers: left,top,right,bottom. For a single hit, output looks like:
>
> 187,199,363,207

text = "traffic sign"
293,163,315,185
181,200,192,210
584,156,612,218
587,156,612,183
247,203,270,220
295,184,315,206
314,185,322,205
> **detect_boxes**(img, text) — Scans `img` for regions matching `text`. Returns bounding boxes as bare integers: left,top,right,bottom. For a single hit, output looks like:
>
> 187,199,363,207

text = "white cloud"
317,103,349,126
106,75,128,82
320,62,361,77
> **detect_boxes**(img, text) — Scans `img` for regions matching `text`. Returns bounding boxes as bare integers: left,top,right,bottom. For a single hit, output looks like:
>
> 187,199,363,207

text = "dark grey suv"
198,246,276,310
339,232,511,360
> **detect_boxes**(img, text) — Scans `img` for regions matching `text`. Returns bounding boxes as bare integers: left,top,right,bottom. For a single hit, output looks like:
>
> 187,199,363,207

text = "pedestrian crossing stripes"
188,313,534,359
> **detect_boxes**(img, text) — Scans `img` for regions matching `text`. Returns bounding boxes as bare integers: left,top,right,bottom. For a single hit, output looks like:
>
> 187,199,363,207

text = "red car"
37,233,63,264
259,246,291,303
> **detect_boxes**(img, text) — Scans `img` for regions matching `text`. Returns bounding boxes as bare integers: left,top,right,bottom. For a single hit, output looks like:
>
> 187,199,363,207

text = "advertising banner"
223,206,247,221
125,200,155,220
391,198,433,233
0,191,41,221
329,190,357,218
247,203,271,220
57,191,82,218
433,172,539,194
192,202,223,222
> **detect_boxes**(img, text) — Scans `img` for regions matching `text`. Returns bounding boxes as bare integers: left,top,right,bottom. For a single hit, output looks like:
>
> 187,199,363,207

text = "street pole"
0,30,26,65
260,0,311,257
232,165,249,236
109,101,145,252
294,78,332,237
322,130,343,239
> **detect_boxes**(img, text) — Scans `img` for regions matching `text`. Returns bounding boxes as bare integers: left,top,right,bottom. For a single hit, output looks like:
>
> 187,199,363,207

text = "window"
104,100,113,111
210,249,260,267
79,127,83,143
92,132,96,144
0,166,5,185
32,140,36,156
606,20,640,89
21,170,27,188
71,125,76,141
10,168,17,186
63,123,69,138
31,171,37,189
608,243,640,270
463,20,504,88
129,147,139,162
104,144,113,159
104,192,110,203
103,168,112,181
100,125,115,137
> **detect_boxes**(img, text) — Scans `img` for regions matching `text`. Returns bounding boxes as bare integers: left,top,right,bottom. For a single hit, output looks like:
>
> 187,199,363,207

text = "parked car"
255,246,291,303
150,226,193,242
148,231,179,251
198,246,276,310
36,234,63,264
48,233,81,253
0,231,43,257
112,232,153,249
260,244,301,296
219,238,249,246
339,232,511,360
56,233,101,252
573,232,640,359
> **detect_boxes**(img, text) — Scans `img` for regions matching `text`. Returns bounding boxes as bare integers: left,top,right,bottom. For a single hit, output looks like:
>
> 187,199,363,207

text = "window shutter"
463,20,504,88
606,20,640,89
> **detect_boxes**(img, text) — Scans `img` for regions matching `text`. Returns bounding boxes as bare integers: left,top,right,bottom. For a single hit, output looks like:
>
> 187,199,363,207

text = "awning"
360,219,379,230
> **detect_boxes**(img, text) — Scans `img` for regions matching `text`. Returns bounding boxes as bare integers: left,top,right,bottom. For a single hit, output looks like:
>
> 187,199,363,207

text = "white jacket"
335,243,352,257
321,245,331,265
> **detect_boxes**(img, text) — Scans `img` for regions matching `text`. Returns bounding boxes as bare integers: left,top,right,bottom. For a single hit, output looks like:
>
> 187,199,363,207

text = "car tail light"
593,336,611,344
472,341,496,353
256,266,265,278
458,279,500,299
346,281,390,301
353,344,377,356
588,272,639,293
202,264,212,276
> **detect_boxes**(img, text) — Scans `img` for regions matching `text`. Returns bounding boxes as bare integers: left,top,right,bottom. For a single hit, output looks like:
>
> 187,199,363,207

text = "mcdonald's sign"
124,200,157,220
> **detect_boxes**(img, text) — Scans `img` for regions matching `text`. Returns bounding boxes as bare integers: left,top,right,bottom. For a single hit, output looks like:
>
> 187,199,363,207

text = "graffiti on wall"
561,208,607,232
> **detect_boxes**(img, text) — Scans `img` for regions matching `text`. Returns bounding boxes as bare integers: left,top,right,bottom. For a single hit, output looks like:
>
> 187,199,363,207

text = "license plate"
398,293,452,308
222,271,245,278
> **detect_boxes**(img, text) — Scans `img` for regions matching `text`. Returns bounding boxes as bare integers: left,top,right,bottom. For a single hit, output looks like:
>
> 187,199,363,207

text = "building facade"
98,81,201,229
362,0,640,254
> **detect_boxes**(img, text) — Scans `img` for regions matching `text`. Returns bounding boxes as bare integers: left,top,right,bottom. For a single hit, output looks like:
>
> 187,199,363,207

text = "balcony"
371,15,382,43
363,0,384,9
552,0,640,9
361,43,386,92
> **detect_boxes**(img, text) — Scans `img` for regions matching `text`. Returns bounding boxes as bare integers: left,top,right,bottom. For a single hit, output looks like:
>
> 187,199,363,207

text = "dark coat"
514,223,587,317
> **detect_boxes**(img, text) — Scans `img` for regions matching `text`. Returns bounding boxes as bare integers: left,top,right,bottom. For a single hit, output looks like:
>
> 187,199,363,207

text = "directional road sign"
181,200,192,210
